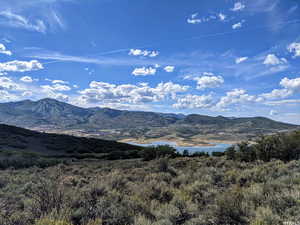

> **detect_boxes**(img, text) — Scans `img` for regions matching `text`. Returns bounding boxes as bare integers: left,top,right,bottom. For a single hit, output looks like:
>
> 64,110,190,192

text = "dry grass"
1,157,300,225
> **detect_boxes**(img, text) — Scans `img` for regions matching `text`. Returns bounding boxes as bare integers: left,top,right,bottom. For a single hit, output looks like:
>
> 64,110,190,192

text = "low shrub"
225,131,300,162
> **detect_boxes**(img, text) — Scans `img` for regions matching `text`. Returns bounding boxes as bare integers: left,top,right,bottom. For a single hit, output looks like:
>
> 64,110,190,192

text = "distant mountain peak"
38,98,60,102
36,98,69,105
0,99,298,142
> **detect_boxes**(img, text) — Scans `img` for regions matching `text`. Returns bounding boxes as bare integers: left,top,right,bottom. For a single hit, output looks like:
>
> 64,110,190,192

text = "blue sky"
0,0,299,124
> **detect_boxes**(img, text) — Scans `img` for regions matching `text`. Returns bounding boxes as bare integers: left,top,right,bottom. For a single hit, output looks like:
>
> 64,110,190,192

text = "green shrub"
140,145,177,161
225,131,300,162
214,188,250,225
0,156,63,170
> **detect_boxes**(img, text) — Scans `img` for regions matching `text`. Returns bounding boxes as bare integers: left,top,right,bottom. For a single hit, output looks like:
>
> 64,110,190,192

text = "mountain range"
0,98,298,144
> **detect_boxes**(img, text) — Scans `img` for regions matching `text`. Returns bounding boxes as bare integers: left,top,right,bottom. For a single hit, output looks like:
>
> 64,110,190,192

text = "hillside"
0,98,178,129
0,123,141,157
0,98,298,143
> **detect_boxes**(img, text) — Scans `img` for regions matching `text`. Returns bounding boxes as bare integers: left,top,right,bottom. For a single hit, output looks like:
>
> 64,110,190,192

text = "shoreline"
120,137,236,147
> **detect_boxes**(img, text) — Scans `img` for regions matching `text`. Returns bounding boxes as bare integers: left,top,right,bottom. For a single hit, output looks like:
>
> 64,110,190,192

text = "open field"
1,156,300,225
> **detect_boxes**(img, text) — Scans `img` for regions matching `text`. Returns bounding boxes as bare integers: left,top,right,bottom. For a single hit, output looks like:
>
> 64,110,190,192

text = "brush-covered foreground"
1,131,300,225
1,156,300,225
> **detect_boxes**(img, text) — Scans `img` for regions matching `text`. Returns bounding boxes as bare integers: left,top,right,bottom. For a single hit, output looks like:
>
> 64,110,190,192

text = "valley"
1,0,300,224
1,100,300,225
0,98,298,146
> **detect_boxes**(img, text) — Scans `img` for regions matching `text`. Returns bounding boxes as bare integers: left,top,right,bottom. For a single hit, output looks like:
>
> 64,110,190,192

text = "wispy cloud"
27,51,159,66
47,9,66,30
245,0,290,33
265,99,300,106
246,0,279,13
0,0,76,11
0,10,46,33
27,49,220,67
235,57,248,64
26,42,293,82
0,0,72,33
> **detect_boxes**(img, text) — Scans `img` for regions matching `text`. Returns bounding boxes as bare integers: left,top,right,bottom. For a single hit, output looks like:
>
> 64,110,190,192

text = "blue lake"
127,141,232,154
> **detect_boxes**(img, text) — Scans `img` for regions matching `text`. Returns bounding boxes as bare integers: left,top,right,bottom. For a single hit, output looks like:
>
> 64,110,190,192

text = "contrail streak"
39,19,300,65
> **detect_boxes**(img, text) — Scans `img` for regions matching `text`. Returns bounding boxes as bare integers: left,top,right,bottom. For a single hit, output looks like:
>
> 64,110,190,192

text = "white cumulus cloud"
218,13,226,21
232,20,245,29
287,42,300,58
0,43,12,56
216,89,259,109
22,91,33,97
260,88,293,100
231,2,246,11
129,49,159,58
0,76,23,91
263,54,287,65
149,51,159,57
0,60,43,72
0,90,18,102
78,81,189,105
187,13,201,24
132,67,156,76
280,77,300,90
260,77,300,100
188,12,228,24
20,76,33,83
173,94,213,109
269,110,278,116
186,73,224,90
52,79,69,84
164,66,175,73
41,83,72,92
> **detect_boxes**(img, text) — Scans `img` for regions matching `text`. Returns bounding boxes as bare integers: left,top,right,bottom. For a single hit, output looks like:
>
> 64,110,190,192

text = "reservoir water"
127,140,232,154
